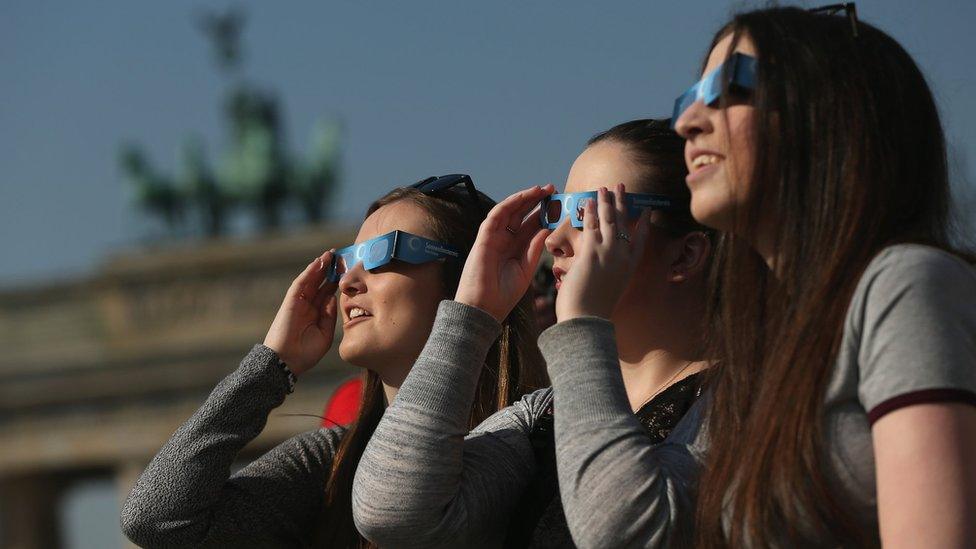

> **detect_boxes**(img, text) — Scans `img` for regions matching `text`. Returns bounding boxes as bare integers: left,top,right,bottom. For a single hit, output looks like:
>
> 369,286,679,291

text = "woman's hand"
556,184,651,321
263,249,340,375
455,184,555,322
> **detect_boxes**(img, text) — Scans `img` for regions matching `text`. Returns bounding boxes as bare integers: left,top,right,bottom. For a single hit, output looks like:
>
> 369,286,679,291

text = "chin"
338,339,377,369
689,190,732,232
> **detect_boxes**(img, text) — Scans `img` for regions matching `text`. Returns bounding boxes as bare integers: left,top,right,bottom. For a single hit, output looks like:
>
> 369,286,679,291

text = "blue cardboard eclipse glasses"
327,230,460,282
539,191,681,230
671,52,757,127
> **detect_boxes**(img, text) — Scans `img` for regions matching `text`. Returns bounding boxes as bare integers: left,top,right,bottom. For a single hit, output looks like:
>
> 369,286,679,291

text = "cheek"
377,279,443,336
726,106,757,198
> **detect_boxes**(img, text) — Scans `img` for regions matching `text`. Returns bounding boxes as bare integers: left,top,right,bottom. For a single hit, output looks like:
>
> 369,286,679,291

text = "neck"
368,358,412,407
381,381,398,406
612,296,707,412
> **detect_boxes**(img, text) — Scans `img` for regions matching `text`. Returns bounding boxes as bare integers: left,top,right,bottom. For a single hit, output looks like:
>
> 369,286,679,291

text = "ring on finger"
615,231,631,242
505,225,517,234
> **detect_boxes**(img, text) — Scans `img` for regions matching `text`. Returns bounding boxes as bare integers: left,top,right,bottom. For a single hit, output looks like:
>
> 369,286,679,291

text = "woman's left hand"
455,184,555,322
555,184,651,321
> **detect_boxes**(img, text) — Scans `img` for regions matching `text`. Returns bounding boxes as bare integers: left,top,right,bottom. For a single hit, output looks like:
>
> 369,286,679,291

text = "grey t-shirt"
544,244,976,547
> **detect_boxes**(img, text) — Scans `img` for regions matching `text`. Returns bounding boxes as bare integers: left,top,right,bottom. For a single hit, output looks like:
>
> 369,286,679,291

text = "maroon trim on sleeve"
868,388,976,425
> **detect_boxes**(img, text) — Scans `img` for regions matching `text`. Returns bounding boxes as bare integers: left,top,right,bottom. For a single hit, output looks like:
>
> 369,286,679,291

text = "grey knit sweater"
352,300,700,548
120,343,345,548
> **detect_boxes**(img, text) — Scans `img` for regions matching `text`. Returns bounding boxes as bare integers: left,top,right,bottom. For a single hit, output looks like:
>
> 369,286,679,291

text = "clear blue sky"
0,0,976,285
2,1,974,288
2,2,975,546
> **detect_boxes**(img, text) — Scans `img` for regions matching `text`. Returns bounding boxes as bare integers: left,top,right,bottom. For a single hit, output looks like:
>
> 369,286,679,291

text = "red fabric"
322,377,363,427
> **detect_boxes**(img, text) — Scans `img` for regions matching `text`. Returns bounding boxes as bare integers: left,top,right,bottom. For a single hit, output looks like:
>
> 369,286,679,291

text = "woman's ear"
668,231,712,283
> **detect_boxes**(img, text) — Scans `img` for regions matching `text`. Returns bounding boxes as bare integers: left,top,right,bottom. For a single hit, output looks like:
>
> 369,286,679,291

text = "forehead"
356,199,436,244
703,32,759,76
564,140,644,194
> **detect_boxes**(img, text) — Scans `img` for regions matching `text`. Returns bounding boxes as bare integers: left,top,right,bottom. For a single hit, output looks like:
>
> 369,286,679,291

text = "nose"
338,262,367,297
544,218,575,259
674,98,712,140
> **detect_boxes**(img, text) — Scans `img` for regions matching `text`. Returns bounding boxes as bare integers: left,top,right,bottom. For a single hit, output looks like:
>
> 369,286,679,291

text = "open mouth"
691,153,722,171
344,306,373,326
552,267,566,290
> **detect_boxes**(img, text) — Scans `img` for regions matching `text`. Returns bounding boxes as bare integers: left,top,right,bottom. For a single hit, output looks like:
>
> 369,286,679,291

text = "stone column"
0,474,63,549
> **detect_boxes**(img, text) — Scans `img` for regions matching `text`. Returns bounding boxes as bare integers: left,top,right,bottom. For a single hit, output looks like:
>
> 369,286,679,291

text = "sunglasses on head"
538,191,682,230
411,174,486,217
671,52,757,127
327,230,460,282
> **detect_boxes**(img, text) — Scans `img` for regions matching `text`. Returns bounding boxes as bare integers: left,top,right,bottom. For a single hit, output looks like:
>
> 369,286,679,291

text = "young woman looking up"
673,7,976,547
352,119,713,547
120,177,547,548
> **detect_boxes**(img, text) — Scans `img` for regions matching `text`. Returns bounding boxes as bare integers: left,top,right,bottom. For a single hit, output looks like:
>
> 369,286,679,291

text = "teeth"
349,307,371,319
692,154,720,169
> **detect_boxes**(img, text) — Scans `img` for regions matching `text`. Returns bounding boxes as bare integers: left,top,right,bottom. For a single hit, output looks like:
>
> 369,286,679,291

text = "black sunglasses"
411,173,486,217
809,2,859,38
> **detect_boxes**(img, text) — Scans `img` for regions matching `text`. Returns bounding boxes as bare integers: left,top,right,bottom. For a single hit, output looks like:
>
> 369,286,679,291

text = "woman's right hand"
455,184,555,322
263,249,340,376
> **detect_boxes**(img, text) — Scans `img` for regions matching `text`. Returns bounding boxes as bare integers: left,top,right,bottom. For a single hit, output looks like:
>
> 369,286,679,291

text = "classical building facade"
0,227,357,548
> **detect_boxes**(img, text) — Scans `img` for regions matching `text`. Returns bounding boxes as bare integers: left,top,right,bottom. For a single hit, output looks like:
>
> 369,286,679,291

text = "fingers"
613,184,629,234
630,209,652,258
505,184,555,233
523,227,550,274
582,194,600,239
515,204,546,248
318,293,339,331
486,184,554,235
312,250,339,307
597,186,617,239
290,249,333,302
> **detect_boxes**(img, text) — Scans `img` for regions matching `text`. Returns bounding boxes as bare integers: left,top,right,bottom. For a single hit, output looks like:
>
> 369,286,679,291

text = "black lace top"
504,371,704,548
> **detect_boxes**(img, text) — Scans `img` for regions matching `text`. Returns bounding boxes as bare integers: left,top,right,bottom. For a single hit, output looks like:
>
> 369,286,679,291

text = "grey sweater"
120,343,344,548
352,301,699,548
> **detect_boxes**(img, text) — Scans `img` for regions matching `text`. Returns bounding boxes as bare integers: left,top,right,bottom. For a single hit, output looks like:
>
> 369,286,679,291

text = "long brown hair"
695,8,967,546
315,185,548,547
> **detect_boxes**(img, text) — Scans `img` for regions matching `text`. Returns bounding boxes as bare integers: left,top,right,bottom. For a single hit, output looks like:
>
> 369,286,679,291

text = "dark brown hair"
315,186,548,547
589,118,706,235
695,7,967,547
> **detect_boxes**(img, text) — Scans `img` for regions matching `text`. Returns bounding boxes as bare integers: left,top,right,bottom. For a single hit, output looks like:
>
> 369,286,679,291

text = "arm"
873,404,976,548
123,249,345,547
120,344,343,548
854,246,976,547
541,318,699,549
352,300,548,548
544,186,699,548
351,184,556,547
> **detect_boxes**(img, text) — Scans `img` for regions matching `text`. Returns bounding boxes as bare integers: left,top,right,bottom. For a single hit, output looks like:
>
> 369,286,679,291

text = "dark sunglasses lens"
545,199,564,224
335,253,352,277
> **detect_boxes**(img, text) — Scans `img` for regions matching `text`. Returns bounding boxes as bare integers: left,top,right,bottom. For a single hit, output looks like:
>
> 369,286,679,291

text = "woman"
352,119,713,547
120,177,547,548
537,6,976,547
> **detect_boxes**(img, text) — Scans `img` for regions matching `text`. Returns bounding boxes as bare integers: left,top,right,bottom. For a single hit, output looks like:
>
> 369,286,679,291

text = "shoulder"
847,244,976,333
839,244,976,415
856,244,975,300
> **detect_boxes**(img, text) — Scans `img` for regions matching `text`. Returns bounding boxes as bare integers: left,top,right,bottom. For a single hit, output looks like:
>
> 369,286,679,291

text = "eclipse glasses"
671,52,757,127
326,230,459,282
539,191,682,230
